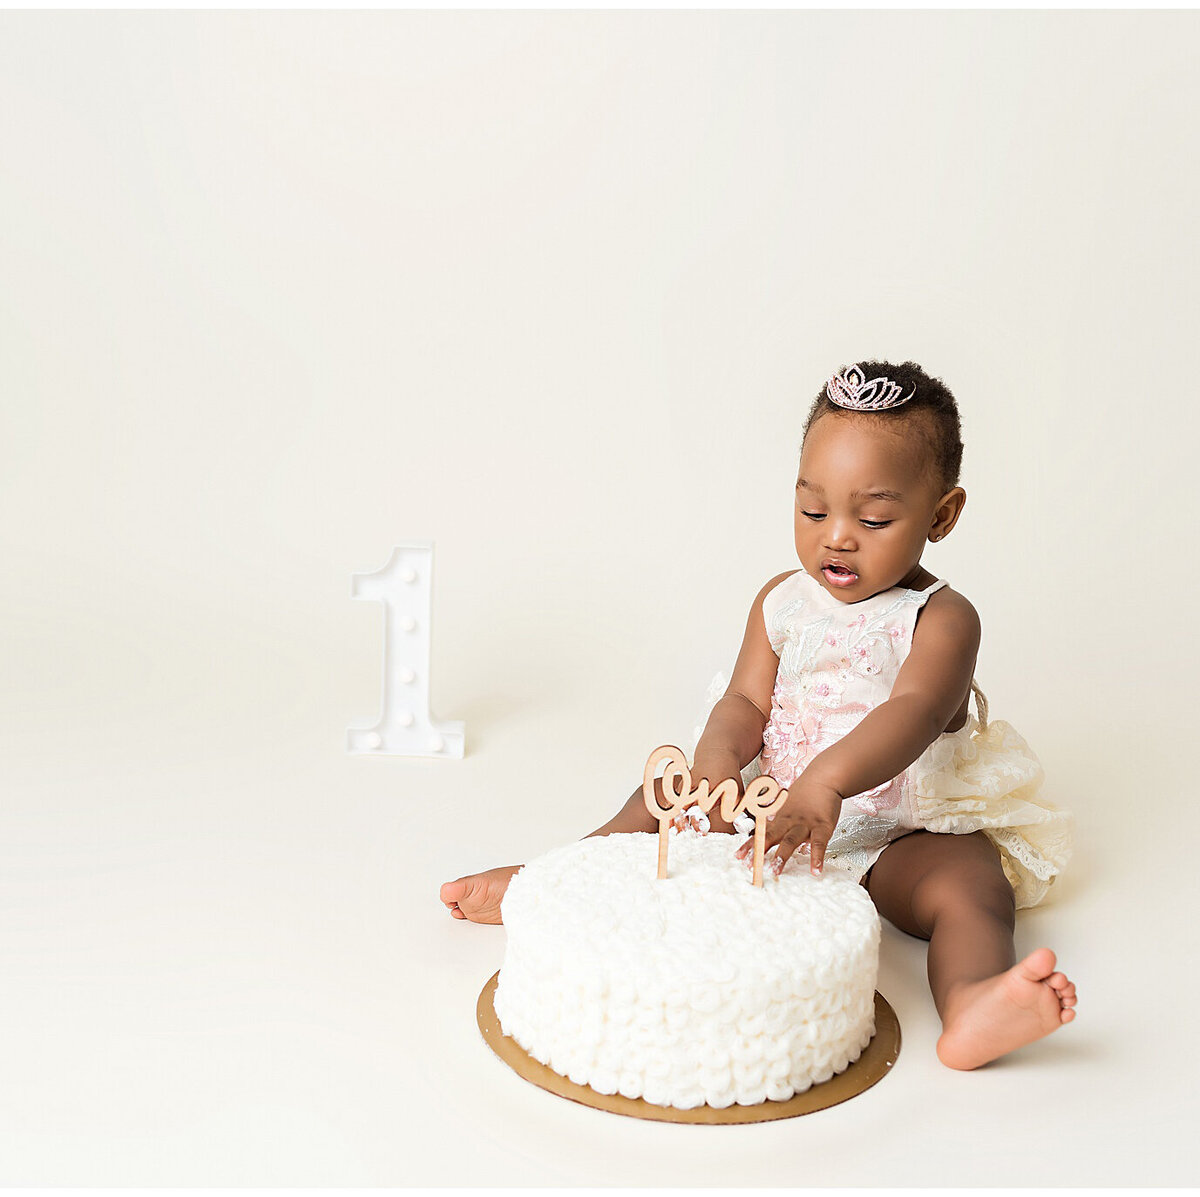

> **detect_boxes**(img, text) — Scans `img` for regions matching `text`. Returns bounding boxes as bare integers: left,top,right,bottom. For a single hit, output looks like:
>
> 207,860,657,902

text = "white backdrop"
1,10,1196,1186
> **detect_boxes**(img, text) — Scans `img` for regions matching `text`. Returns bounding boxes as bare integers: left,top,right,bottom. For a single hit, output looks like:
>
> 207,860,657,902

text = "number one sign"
347,543,465,758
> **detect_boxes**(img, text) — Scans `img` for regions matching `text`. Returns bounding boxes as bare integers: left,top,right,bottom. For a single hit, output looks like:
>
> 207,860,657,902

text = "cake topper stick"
741,775,789,885
643,746,692,879
641,746,788,886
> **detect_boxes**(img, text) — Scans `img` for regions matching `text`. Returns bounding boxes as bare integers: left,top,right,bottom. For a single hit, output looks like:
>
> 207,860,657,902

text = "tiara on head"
826,365,916,412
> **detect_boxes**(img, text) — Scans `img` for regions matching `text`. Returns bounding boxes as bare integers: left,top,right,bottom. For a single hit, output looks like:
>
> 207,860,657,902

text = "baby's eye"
801,511,827,522
860,520,892,529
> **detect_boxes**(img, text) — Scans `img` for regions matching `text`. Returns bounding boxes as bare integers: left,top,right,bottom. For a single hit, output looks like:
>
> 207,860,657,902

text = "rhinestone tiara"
826,365,916,412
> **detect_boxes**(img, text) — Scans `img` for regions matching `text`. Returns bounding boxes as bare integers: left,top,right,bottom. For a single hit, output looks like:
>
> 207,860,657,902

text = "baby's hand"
734,776,843,875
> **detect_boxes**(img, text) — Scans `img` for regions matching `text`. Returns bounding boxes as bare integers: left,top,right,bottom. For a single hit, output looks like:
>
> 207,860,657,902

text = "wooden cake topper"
642,745,789,887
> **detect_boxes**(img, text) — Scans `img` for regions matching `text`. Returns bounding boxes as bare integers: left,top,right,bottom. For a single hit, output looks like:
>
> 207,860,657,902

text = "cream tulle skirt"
908,714,1072,908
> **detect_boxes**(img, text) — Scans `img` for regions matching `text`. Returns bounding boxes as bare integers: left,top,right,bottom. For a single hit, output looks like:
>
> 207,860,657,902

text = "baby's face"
794,413,947,603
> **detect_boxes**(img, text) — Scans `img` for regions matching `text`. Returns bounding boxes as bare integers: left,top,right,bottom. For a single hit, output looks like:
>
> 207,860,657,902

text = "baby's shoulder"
915,584,982,647
756,568,802,599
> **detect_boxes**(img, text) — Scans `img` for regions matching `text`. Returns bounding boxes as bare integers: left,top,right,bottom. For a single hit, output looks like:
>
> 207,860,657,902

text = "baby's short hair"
803,360,963,494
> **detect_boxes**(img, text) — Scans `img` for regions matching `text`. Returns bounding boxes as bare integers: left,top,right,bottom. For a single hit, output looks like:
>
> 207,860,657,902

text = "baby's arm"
815,587,981,795
690,572,790,831
760,587,981,873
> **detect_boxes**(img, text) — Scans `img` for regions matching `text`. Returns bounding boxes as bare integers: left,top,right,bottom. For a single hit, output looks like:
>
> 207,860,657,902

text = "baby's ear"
931,487,967,540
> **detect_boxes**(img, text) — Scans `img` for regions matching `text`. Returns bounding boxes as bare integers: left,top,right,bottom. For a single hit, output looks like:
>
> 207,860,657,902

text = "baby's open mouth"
822,563,859,587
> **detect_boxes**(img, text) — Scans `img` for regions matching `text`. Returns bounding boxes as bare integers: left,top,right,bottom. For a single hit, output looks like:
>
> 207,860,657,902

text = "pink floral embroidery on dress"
761,697,873,789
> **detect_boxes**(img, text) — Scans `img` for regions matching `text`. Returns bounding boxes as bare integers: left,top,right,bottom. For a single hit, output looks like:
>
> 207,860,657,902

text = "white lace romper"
703,569,1073,909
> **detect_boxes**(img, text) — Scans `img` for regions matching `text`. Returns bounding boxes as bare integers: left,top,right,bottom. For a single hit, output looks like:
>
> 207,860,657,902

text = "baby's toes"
1046,972,1076,998
1053,979,1077,1019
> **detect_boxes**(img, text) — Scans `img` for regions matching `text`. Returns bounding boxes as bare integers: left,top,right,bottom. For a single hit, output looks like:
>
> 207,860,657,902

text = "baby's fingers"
735,825,798,872
806,821,837,875
734,824,769,862
767,824,813,876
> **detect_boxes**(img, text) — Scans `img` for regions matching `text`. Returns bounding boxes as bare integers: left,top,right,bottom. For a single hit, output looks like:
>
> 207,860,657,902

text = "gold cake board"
477,971,901,1124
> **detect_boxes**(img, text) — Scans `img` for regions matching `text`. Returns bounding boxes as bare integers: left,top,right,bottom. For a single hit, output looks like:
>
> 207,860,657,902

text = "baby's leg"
440,783,662,924
866,830,1077,1070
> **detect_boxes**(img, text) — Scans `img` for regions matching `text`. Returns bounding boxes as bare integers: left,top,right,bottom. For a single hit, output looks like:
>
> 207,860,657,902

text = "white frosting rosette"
493,830,880,1110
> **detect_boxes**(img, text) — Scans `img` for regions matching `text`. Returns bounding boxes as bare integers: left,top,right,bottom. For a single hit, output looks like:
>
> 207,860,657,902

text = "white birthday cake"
493,829,881,1110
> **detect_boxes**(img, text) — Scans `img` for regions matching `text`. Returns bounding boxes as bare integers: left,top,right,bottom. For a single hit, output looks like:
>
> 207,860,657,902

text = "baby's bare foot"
937,947,1077,1070
440,865,521,925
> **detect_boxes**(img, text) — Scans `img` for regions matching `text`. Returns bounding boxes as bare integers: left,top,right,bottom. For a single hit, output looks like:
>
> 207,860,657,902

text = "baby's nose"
825,521,859,550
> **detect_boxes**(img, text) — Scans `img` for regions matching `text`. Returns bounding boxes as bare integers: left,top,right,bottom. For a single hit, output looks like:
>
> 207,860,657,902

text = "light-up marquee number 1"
642,745,788,887
347,543,465,758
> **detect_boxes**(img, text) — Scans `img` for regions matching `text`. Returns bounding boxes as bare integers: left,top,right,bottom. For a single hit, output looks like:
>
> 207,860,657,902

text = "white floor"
1,593,1194,1187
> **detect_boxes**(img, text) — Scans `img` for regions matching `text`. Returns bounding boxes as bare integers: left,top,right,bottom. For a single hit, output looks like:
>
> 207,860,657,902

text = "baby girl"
442,360,1076,1070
